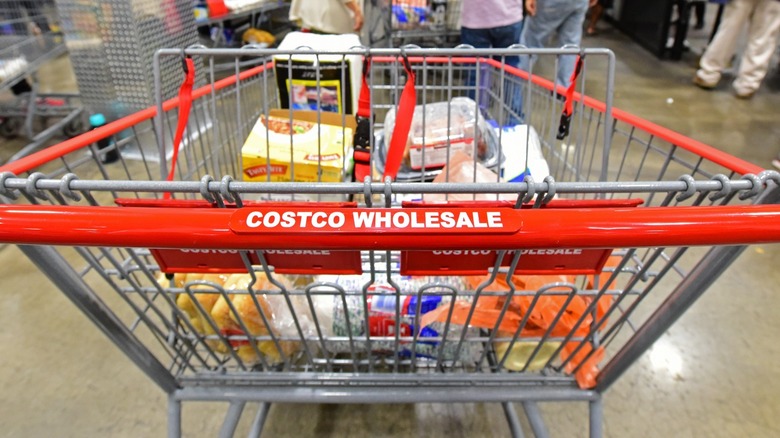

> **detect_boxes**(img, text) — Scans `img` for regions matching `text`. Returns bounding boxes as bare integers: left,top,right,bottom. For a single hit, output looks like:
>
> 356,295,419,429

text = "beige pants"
696,0,780,94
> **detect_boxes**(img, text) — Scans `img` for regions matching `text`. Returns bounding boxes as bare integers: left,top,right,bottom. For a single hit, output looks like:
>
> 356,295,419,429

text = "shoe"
772,159,780,170
734,89,755,99
693,75,716,90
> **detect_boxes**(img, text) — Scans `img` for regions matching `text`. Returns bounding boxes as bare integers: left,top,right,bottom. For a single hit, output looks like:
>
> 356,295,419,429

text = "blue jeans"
520,0,589,89
461,20,524,126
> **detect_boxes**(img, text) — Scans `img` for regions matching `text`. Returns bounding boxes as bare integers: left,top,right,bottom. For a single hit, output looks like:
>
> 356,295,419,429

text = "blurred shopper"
693,1,707,30
520,0,597,89
693,0,780,98
586,0,612,35
460,0,527,125
289,0,364,34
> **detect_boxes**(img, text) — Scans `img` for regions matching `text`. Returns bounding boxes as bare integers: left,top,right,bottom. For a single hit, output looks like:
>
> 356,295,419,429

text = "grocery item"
241,111,354,183
423,150,516,202
170,272,304,366
242,28,275,47
496,124,550,182
274,32,362,114
420,274,613,388
310,275,481,363
493,336,562,372
384,97,496,170
378,98,503,181
173,273,231,353
392,0,429,30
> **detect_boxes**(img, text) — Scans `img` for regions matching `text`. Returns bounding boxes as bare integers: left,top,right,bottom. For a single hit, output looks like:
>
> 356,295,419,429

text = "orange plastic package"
420,272,614,389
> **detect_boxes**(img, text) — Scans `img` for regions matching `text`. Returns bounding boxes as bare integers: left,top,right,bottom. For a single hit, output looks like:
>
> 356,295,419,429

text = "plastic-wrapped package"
170,272,307,366
423,151,517,202
380,98,502,180
497,124,550,182
308,275,482,363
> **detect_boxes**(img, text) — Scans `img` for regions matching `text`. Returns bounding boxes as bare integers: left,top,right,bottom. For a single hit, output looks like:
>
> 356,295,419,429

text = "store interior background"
0,0,779,436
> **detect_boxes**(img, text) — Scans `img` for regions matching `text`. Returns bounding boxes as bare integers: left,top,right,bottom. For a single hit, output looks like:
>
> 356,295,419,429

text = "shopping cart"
366,0,461,47
0,0,83,162
0,46,779,438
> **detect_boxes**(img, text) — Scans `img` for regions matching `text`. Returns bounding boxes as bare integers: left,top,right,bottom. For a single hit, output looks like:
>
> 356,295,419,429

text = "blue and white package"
497,124,550,182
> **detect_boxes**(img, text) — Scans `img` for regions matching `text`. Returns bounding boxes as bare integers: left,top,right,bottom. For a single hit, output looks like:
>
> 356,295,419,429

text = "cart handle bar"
1,204,779,250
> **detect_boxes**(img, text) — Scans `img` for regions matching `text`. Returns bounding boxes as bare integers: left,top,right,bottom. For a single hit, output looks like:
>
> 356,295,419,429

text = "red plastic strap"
164,56,196,199
564,56,583,116
557,55,583,140
353,149,372,182
382,57,416,181
353,56,373,182
357,57,372,119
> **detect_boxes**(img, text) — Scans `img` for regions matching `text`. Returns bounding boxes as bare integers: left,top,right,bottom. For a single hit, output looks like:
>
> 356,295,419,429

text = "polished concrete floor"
1,22,779,438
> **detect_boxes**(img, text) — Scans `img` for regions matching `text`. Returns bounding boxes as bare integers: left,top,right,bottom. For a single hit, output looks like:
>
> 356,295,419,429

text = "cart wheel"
0,118,22,139
62,117,84,138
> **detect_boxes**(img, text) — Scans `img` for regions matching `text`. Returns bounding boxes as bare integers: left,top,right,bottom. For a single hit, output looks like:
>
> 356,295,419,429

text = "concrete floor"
1,22,779,438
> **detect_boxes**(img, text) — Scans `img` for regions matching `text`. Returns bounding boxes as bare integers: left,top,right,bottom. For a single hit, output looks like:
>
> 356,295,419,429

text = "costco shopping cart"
0,0,83,162
0,46,779,438
365,0,461,47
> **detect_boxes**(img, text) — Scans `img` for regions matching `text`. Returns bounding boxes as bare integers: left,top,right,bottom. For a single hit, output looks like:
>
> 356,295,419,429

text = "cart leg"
522,402,549,438
589,397,603,438
219,402,246,438
247,402,272,438
168,395,182,438
502,402,525,438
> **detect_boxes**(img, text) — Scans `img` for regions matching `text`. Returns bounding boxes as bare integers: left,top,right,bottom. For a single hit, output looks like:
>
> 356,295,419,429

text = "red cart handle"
2,204,780,249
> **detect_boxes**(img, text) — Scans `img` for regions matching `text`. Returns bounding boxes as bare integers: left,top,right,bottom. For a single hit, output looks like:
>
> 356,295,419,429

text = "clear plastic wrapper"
309,274,482,363
379,97,502,180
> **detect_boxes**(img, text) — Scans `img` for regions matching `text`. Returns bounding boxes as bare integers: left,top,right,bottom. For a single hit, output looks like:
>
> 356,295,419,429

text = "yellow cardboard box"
241,110,355,182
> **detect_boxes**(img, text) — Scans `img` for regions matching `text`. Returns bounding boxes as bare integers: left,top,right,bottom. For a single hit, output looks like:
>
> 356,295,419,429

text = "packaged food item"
423,150,517,202
241,110,355,183
420,274,613,388
173,273,232,354
384,97,497,171
496,124,550,182
170,272,305,366
242,27,275,47
379,98,502,180
274,32,362,114
493,334,562,372
310,275,481,363
392,0,429,30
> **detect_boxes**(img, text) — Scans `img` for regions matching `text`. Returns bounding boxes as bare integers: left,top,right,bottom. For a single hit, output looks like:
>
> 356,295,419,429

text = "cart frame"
0,0,83,161
1,46,780,437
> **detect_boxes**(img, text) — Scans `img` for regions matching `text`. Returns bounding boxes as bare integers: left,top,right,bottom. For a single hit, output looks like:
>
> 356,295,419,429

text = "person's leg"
694,1,706,29
555,0,589,89
519,1,564,75
695,0,753,87
489,20,524,125
461,27,493,105
489,20,524,68
587,4,604,35
732,0,780,97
